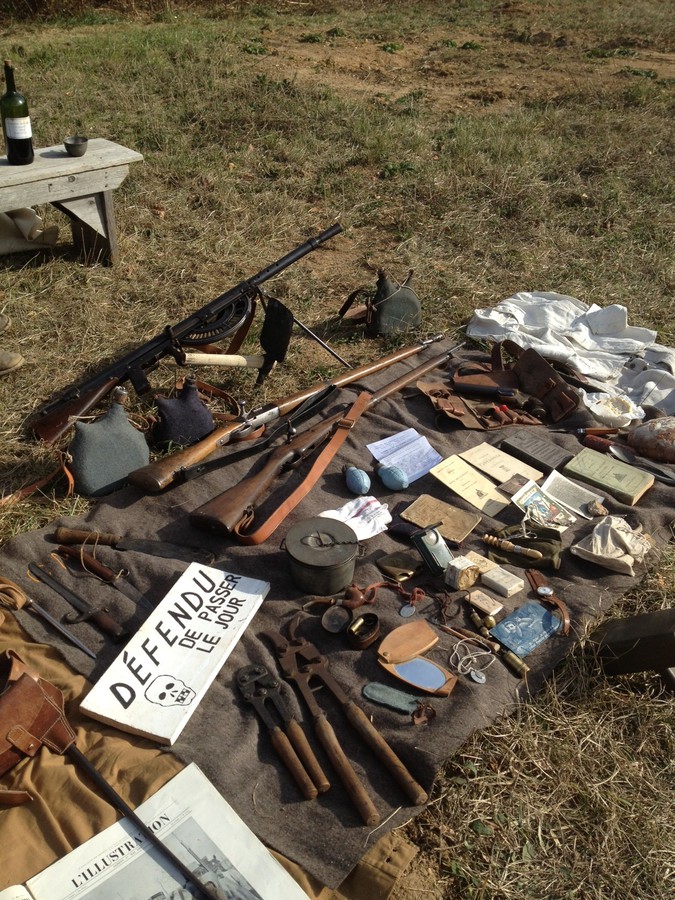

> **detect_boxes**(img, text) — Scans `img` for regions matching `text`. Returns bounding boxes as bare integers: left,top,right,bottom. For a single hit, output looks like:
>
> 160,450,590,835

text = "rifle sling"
233,390,372,545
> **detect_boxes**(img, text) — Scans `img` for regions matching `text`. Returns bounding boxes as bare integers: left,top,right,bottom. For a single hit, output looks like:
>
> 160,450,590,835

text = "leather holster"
0,650,76,805
500,340,581,422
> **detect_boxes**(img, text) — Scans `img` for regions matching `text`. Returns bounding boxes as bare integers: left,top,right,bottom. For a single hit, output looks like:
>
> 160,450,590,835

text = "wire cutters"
261,616,428,825
236,663,329,800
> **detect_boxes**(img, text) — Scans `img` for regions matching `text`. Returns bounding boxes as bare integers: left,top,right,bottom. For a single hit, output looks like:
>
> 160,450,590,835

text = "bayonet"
28,563,129,643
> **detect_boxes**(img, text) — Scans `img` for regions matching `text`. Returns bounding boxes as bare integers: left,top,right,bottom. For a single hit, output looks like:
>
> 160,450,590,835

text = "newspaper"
0,764,308,900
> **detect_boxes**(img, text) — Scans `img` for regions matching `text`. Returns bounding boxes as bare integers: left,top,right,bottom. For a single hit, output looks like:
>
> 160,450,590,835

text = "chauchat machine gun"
30,223,343,445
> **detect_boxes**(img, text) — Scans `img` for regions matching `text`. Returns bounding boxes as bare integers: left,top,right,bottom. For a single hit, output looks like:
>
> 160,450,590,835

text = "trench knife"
28,563,129,643
55,545,153,611
53,526,215,565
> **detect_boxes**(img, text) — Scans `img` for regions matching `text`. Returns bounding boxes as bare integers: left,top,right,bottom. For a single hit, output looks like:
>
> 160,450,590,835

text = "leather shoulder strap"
234,391,372,545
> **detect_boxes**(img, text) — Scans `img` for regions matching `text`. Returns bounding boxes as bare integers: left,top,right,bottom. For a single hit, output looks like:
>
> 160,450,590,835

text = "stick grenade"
483,534,543,560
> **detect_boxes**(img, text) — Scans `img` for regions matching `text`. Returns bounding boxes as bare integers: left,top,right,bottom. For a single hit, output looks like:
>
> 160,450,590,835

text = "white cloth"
465,291,675,414
0,208,59,255
318,496,392,540
569,515,654,576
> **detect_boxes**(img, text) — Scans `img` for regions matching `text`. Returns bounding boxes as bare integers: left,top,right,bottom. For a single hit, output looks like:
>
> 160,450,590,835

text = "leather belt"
525,569,571,635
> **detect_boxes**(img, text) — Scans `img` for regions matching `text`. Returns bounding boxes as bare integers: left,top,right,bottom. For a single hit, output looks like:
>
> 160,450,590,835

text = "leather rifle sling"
233,390,373,545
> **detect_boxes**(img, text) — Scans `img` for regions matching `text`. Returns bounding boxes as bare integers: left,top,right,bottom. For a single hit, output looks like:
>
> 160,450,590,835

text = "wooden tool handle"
175,352,267,368
56,545,117,583
89,607,129,643
313,714,379,826
269,727,318,800
343,701,428,806
285,718,330,794
54,527,118,546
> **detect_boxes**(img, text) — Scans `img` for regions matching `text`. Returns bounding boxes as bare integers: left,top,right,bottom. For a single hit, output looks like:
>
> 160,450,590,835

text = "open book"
81,562,269,744
0,763,308,900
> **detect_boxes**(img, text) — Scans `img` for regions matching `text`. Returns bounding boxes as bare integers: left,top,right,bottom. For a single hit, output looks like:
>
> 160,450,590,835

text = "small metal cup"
64,135,88,157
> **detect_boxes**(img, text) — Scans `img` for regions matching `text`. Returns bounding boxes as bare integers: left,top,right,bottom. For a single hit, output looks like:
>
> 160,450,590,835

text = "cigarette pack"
480,566,524,598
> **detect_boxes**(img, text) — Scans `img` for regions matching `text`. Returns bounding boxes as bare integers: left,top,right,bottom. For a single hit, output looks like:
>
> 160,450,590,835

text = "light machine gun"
31,223,343,445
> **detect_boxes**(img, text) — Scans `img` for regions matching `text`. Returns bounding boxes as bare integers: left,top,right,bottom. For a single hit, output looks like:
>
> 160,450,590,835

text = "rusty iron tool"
262,616,429,826
54,545,153,611
236,663,329,800
28,563,128,643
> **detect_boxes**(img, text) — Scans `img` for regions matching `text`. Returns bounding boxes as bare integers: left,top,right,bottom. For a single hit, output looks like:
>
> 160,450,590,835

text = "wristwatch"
525,569,570,635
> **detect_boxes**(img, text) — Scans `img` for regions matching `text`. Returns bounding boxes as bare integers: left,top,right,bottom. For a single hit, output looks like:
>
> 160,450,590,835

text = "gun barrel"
31,224,344,445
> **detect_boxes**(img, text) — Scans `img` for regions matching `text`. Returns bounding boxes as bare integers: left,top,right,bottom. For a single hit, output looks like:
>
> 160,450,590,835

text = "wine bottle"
1,59,34,165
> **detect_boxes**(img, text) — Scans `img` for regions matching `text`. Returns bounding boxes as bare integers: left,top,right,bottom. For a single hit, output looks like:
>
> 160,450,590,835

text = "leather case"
0,650,76,805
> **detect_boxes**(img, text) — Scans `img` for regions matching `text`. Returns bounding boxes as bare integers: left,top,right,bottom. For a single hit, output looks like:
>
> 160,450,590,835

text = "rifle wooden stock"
31,377,119,444
190,342,463,539
190,410,345,534
128,336,444,493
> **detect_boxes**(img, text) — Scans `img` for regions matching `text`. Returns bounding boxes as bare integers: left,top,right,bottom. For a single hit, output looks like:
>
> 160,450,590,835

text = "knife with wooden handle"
55,545,153,611
53,527,215,565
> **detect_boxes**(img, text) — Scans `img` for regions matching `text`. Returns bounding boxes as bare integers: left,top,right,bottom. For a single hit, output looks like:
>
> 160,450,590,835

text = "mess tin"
284,517,359,596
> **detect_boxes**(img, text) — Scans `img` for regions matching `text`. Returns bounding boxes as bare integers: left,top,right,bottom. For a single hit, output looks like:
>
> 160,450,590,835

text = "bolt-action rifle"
189,342,464,543
31,223,343,445
128,335,446,493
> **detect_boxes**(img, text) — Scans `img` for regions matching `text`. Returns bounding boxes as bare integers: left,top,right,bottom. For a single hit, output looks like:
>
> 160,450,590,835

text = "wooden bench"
0,138,143,265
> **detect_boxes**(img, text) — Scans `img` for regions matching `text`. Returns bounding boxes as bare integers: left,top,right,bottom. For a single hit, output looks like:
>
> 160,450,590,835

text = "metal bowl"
64,136,89,157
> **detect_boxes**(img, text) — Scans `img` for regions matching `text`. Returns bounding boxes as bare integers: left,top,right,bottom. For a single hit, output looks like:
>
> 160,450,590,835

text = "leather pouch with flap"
500,340,581,422
0,650,76,805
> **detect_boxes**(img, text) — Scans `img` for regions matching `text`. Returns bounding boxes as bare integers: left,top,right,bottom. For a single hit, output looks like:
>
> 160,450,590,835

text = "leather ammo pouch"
499,339,581,422
450,342,521,395
0,650,76,805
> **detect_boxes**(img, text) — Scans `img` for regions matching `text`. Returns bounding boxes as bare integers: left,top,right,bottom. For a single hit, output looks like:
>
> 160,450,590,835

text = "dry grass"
396,573,675,899
0,2,673,896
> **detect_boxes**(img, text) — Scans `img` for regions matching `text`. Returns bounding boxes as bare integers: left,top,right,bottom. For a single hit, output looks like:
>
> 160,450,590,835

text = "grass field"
0,2,673,897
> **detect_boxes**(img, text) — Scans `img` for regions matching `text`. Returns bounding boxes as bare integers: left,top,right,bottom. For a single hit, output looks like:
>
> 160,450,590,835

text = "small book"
429,456,511,516
490,602,562,656
81,562,269,744
459,442,543,484
400,493,482,543
500,431,575,474
562,447,654,506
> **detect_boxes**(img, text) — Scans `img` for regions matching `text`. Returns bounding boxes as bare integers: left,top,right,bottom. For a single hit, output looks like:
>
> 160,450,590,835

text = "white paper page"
367,428,442,482
27,764,309,900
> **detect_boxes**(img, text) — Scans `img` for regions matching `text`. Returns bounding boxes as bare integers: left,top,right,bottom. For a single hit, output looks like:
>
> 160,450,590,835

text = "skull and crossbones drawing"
144,674,196,707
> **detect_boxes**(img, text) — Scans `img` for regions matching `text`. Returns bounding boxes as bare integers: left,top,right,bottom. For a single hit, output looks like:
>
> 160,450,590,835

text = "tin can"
284,516,359,596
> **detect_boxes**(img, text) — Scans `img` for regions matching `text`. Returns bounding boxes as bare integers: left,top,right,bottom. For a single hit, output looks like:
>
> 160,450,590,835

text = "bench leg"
53,190,118,265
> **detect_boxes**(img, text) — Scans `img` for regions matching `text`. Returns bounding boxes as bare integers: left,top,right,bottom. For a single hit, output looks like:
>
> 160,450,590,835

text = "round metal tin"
285,517,359,596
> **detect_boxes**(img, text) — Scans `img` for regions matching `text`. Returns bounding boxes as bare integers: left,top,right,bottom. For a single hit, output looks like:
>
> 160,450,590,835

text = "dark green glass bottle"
1,59,34,165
